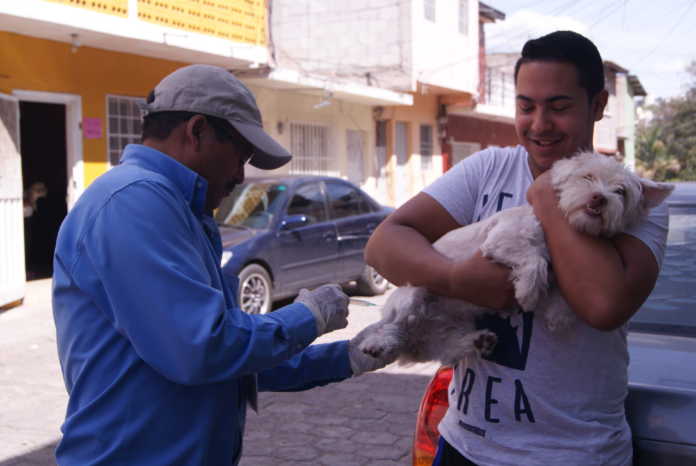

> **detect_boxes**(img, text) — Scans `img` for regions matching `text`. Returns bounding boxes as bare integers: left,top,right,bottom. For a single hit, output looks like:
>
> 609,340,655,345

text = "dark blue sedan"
214,175,393,314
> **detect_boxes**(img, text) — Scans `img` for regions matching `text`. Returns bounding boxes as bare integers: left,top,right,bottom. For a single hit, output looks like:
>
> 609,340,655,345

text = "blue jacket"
52,144,352,465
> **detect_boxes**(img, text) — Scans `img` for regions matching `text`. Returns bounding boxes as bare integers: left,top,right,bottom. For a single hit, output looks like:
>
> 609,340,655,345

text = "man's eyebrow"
516,94,574,103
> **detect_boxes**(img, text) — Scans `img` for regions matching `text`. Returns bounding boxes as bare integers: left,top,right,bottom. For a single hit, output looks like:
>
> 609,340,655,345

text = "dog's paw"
359,333,400,360
515,283,541,312
512,260,549,311
473,330,498,357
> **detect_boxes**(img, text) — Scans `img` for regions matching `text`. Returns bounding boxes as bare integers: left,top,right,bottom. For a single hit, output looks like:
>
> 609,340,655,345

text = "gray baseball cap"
142,64,291,170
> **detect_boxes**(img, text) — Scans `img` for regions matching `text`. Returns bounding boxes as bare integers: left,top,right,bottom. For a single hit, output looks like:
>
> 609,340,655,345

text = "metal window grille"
451,141,481,166
289,123,331,175
420,124,433,171
107,95,144,166
459,0,468,34
424,0,436,21
485,67,515,108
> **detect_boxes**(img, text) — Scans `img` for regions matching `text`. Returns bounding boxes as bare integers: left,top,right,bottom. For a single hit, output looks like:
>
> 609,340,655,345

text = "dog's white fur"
358,151,674,366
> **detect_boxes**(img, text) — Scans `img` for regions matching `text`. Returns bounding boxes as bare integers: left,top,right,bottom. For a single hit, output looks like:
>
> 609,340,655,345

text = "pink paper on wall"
83,117,103,139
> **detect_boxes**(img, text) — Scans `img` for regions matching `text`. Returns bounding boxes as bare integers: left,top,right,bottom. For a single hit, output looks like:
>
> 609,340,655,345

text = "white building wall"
595,85,619,153
244,84,388,205
412,0,478,94
271,0,413,91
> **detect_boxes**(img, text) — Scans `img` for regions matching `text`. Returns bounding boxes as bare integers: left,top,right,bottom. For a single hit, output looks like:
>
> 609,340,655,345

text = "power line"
637,0,696,62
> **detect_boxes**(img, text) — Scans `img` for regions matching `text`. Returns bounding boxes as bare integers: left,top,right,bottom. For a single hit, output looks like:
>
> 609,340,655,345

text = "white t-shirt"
423,145,669,466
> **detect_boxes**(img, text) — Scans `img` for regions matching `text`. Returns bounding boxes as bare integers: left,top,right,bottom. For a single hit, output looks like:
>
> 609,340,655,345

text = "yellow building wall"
41,0,266,45
44,0,129,17
0,31,189,185
138,0,267,45
381,92,442,205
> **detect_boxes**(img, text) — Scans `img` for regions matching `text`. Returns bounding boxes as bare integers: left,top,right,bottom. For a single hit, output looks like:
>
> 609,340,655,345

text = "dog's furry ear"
640,179,674,208
549,154,582,188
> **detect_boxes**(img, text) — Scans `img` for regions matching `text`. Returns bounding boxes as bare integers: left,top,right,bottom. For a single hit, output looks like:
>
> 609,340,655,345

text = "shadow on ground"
0,443,57,466
0,371,431,466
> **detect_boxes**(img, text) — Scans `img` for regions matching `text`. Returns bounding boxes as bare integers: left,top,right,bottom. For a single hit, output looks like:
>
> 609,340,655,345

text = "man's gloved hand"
294,284,349,336
347,323,397,377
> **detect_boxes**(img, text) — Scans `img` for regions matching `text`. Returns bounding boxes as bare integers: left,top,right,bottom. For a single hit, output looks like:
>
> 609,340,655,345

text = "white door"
346,129,365,185
0,93,25,308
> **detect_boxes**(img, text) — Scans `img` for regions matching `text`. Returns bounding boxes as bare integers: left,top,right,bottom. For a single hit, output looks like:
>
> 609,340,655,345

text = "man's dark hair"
141,103,249,149
514,30,605,101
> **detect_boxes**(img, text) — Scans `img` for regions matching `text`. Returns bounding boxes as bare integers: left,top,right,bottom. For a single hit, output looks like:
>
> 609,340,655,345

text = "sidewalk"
0,279,65,465
0,281,437,465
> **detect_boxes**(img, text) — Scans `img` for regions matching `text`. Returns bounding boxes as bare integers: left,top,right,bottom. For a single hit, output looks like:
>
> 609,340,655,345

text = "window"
325,181,373,219
107,95,145,166
424,0,435,21
289,123,331,175
420,124,434,171
451,141,481,166
286,183,327,225
485,67,515,107
214,182,287,229
458,0,468,34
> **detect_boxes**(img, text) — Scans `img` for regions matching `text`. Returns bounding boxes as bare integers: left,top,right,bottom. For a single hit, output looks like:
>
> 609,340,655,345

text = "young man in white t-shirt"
365,31,668,466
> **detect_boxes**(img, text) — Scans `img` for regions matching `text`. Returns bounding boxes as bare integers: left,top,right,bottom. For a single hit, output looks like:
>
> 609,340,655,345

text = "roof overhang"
628,75,647,97
0,0,267,68
479,2,506,23
604,60,629,73
240,67,413,106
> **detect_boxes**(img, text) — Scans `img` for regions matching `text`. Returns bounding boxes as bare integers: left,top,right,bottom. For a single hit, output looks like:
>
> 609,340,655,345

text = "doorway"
20,101,68,279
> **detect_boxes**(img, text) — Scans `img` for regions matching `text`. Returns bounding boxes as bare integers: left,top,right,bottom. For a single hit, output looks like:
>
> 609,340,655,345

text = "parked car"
411,182,696,465
215,175,393,314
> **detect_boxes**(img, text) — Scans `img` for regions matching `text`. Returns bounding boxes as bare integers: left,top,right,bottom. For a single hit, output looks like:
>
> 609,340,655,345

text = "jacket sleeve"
257,340,353,392
74,181,318,385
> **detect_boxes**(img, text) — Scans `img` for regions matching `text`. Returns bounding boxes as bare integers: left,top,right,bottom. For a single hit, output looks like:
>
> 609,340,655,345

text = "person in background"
52,64,391,465
365,31,669,466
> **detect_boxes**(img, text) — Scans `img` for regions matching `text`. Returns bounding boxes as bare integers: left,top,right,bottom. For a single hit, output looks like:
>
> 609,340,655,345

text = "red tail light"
412,366,453,466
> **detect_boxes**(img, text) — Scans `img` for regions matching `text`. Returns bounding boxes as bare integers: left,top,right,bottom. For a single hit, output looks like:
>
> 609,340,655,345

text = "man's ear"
185,115,207,150
592,89,608,122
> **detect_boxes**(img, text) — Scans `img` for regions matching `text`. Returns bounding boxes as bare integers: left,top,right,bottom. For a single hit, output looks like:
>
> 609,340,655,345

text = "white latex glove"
294,284,349,336
347,323,397,376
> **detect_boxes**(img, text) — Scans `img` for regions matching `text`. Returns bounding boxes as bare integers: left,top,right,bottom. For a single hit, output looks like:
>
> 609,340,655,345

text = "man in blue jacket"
52,64,389,465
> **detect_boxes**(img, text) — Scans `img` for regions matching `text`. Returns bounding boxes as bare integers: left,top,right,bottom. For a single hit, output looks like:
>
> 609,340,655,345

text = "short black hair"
141,111,245,143
514,30,605,101
141,104,249,149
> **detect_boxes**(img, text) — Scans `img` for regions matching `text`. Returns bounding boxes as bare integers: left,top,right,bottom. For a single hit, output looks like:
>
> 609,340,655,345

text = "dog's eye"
614,186,626,196
583,174,595,182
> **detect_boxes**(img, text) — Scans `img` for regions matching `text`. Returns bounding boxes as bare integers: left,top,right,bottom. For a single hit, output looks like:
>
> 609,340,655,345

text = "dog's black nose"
589,194,606,208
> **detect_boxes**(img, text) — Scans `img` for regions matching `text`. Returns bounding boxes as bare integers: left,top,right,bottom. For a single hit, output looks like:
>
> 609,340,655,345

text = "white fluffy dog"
358,151,674,366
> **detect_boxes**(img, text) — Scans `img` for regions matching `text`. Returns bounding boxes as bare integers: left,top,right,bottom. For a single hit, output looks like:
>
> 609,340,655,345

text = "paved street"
0,280,437,465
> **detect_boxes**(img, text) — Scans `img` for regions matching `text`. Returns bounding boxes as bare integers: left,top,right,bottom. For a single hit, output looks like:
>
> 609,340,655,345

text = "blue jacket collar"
120,144,208,215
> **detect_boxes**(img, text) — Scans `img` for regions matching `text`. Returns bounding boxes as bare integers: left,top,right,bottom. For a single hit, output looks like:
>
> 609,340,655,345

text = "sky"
484,0,696,102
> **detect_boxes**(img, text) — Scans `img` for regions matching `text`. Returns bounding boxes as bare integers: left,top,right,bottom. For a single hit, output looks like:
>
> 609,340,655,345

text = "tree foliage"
636,61,696,181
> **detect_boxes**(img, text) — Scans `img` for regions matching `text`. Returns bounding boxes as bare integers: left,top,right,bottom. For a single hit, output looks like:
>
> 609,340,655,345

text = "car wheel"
238,264,272,314
355,265,389,296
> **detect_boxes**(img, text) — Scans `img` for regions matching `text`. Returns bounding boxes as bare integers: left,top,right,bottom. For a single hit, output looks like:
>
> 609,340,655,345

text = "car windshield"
629,187,696,337
214,182,288,229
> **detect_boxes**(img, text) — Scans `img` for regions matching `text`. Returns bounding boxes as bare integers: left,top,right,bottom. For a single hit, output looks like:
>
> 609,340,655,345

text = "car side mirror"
280,214,309,230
